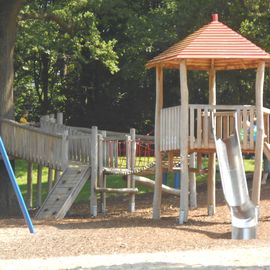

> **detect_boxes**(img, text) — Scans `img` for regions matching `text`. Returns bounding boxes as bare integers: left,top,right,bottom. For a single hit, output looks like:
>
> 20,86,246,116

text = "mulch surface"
1,179,270,259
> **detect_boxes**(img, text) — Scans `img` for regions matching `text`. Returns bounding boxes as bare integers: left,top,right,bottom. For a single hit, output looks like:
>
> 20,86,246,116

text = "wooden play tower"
146,14,270,223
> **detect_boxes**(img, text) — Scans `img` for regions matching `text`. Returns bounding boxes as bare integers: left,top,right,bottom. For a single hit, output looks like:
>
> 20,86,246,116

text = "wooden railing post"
49,113,55,123
101,130,107,213
129,128,136,212
56,112,63,125
55,112,64,180
90,126,98,216
61,130,69,169
126,134,132,210
98,133,106,213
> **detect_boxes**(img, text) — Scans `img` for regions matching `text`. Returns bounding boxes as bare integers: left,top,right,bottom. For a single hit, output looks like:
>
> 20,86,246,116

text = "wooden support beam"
47,167,53,192
90,126,98,216
98,134,105,213
133,175,180,196
129,128,136,212
27,162,33,208
95,187,138,194
152,66,163,220
179,60,189,224
100,131,107,213
189,153,197,209
208,61,216,216
252,61,265,205
36,164,43,208
168,151,174,172
54,112,64,182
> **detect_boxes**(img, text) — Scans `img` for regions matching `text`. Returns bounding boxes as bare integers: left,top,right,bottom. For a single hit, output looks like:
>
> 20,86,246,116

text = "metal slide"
213,114,258,239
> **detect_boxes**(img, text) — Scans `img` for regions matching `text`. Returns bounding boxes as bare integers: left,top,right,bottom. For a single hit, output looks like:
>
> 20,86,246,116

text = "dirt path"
0,181,270,268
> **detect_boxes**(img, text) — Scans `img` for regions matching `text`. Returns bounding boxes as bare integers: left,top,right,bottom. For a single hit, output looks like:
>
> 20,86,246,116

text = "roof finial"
212,14,219,22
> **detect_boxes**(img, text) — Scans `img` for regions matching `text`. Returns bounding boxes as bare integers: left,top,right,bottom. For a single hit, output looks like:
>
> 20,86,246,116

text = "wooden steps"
35,162,91,219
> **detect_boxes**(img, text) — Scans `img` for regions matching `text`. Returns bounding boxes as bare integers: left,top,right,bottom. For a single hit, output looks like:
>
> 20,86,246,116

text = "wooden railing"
41,117,154,164
40,118,92,163
1,119,68,170
160,104,270,152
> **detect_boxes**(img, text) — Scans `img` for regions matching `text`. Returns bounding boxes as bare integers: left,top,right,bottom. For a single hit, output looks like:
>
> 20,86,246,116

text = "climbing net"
103,138,155,174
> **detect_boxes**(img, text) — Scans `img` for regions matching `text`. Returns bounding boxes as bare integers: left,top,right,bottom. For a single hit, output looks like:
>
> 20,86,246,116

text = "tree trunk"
40,52,49,115
0,0,23,216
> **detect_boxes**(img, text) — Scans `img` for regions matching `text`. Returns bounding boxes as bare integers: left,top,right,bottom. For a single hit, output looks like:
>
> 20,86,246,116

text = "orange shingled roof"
146,14,270,70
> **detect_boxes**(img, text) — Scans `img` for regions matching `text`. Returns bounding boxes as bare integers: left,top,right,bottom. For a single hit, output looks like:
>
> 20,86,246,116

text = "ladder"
35,162,91,219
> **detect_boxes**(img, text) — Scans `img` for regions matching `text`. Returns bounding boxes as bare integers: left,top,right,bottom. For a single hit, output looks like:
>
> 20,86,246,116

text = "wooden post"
101,131,107,213
189,153,197,209
126,134,132,210
47,166,53,192
168,151,174,172
27,162,33,208
129,128,136,212
54,112,64,182
208,61,216,215
90,126,98,216
152,66,163,220
36,164,43,208
49,113,55,123
98,134,105,213
179,60,189,224
252,61,265,205
56,112,63,125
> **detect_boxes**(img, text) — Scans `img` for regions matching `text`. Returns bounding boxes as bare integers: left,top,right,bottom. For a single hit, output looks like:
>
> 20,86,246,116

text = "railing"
1,119,68,170
68,134,92,163
41,117,154,164
160,104,270,152
40,118,92,163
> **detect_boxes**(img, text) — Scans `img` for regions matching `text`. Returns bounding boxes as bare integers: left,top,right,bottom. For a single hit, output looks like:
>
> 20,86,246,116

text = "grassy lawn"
15,157,256,206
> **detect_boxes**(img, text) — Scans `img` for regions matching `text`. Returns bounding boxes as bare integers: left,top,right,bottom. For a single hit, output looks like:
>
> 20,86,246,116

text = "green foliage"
13,0,270,131
15,0,119,119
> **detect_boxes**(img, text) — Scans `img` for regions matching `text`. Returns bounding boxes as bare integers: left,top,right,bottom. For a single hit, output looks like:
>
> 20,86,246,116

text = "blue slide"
0,137,35,234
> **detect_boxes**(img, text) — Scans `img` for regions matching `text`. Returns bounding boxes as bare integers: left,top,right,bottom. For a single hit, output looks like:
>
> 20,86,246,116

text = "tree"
15,0,119,119
0,0,23,215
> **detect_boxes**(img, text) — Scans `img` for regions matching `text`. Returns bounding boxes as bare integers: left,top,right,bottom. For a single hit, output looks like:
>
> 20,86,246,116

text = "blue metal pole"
0,137,35,234
174,170,181,189
162,171,168,185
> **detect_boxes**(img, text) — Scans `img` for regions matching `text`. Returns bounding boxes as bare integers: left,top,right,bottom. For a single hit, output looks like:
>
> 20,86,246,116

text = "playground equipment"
0,137,35,234
213,113,258,239
1,113,183,219
146,13,270,223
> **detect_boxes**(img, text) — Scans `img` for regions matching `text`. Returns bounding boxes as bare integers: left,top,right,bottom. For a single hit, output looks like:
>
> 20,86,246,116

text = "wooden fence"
160,104,270,152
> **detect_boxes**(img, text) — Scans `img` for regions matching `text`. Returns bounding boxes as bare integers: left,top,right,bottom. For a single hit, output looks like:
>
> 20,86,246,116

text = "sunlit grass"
15,157,257,206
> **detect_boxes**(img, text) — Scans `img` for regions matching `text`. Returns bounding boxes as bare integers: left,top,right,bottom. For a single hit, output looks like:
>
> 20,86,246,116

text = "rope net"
103,139,156,175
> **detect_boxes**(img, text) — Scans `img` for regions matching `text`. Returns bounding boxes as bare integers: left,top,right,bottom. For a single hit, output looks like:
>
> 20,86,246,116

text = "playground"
1,178,270,261
3,9,270,269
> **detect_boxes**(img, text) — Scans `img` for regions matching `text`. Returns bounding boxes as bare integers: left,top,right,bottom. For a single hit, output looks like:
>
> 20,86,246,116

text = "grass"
14,157,256,206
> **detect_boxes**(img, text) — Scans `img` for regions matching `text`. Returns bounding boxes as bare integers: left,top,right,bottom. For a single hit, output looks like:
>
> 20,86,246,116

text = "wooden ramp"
35,162,91,219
